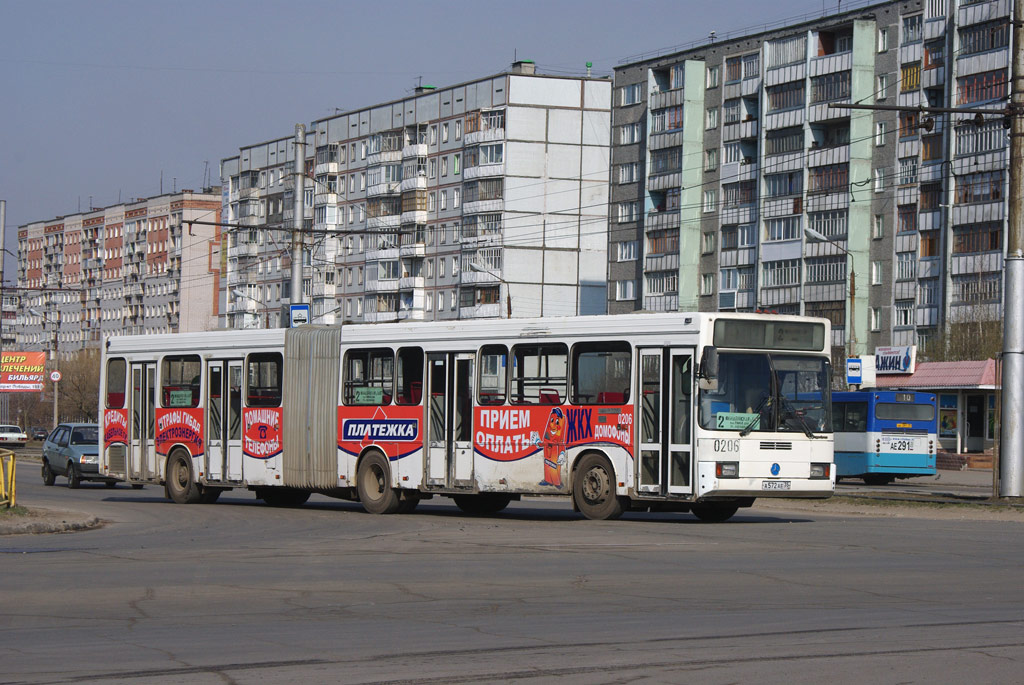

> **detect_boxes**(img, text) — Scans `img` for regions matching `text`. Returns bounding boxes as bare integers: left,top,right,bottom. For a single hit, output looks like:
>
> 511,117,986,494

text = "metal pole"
848,266,855,360
1001,0,1024,498
52,323,58,428
290,124,306,321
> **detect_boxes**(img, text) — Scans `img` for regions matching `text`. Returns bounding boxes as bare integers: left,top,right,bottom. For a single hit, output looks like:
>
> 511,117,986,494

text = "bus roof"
104,311,830,354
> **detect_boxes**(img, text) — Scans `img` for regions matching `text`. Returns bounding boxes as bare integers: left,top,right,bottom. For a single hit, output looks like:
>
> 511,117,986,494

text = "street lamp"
28,307,59,428
804,226,856,364
468,261,512,318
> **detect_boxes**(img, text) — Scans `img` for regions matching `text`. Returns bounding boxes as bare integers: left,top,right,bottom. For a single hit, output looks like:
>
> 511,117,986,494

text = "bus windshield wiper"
739,393,772,437
778,394,824,439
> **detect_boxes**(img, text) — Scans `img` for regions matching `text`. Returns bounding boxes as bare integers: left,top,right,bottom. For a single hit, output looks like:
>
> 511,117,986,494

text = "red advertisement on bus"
154,408,204,457
103,408,129,449
243,407,283,460
337,405,423,460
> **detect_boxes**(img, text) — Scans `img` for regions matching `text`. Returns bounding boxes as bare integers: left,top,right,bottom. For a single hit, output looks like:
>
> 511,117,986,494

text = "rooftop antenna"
709,30,717,44
173,177,177,193
160,170,163,195
202,160,210,189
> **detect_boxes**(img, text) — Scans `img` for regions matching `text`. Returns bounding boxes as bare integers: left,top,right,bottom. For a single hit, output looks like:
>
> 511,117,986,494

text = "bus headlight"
810,463,830,479
716,462,739,478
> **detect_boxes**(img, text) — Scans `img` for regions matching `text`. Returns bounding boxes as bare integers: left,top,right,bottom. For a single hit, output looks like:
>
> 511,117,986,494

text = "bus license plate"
762,480,791,491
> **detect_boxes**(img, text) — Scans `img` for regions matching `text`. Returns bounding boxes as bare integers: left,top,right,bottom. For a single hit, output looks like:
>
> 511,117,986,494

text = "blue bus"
831,391,937,485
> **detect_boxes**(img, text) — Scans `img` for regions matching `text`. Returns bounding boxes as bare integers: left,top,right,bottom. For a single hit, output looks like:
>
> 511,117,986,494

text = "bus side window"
832,403,846,432
161,355,202,408
395,347,424,405
344,348,394,405
570,341,631,405
510,344,568,405
478,345,507,405
845,402,868,432
247,353,283,407
106,358,127,409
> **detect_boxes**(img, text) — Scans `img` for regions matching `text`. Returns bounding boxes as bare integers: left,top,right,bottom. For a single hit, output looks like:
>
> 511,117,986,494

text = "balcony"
399,275,425,290
459,303,502,319
367,181,400,198
367,150,402,166
228,243,258,258
367,214,400,230
464,127,505,146
400,175,427,193
402,143,428,159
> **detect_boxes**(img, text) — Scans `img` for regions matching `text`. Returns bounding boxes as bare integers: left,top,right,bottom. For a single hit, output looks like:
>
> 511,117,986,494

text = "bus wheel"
573,454,624,520
453,493,512,515
357,452,401,514
691,502,739,523
260,488,310,507
863,474,893,486
166,451,201,504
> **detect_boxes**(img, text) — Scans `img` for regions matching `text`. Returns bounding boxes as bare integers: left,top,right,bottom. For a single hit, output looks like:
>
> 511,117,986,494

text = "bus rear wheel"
573,454,624,520
357,452,401,515
166,451,201,504
691,502,739,523
453,493,512,515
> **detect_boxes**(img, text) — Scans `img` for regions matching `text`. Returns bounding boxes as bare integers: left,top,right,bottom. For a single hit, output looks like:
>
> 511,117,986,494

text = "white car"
0,425,28,448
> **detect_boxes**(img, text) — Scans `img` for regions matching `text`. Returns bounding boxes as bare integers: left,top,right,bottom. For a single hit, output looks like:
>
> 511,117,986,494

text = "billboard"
0,351,47,392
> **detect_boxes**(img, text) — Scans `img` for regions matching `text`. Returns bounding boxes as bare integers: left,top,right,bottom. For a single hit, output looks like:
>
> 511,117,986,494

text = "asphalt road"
2,465,1023,684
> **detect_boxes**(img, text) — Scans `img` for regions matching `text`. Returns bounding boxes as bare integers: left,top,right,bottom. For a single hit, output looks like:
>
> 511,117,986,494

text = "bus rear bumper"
697,462,835,499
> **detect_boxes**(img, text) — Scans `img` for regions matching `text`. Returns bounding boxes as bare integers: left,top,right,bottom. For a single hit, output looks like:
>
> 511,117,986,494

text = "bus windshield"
875,402,935,422
699,352,831,434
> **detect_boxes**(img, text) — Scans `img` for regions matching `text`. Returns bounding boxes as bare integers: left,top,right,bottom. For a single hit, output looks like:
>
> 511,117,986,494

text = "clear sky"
0,0,839,266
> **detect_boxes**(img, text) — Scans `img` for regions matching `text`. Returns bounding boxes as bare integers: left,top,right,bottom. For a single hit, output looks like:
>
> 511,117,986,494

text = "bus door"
129,362,156,481
637,348,694,496
206,360,244,482
425,352,475,488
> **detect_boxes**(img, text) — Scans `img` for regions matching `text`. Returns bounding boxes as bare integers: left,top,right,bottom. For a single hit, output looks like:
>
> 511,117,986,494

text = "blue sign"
290,303,310,327
846,358,863,385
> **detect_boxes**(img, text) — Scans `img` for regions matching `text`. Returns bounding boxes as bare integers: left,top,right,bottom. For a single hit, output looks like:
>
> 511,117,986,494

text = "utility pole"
1000,0,1024,498
291,124,306,322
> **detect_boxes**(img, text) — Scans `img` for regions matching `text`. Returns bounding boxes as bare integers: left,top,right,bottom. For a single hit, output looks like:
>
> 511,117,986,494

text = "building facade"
15,189,223,355
609,0,1012,362
220,63,611,328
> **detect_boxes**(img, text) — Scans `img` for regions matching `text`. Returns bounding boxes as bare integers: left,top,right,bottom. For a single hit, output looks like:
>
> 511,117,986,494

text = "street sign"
290,303,310,328
50,370,62,383
846,358,862,386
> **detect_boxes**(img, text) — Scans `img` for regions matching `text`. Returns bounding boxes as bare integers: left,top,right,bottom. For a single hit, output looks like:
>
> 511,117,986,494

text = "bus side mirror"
698,347,719,391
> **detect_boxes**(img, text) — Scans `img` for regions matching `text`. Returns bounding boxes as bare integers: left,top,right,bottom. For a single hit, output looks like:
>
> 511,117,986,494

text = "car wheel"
41,461,55,486
66,462,81,489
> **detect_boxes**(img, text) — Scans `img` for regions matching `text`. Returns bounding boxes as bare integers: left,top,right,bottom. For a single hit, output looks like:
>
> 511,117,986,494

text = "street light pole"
805,226,855,366
468,262,512,318
30,307,59,427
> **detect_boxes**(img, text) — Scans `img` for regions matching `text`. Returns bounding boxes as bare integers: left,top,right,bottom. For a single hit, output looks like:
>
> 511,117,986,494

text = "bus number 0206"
714,439,740,453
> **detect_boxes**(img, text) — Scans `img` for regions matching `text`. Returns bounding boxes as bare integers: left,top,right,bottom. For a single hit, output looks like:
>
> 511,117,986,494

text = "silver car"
41,423,115,489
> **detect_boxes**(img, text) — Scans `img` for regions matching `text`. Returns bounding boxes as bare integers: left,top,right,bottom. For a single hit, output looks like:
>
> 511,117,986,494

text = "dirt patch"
0,506,103,535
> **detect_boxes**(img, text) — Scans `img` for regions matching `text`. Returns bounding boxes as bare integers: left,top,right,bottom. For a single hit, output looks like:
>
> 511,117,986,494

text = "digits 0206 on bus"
99,312,835,522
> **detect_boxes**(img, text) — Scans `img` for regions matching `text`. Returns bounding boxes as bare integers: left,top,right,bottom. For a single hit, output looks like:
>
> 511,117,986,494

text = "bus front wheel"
357,452,401,515
166,451,201,504
573,454,624,520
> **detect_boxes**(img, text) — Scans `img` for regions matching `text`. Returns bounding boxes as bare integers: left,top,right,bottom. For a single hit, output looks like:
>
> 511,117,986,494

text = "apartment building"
16,189,223,355
609,0,1012,360
220,62,611,328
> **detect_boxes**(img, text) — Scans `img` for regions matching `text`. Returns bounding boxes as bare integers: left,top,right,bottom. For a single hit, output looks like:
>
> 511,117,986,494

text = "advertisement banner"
874,345,916,374
0,351,47,392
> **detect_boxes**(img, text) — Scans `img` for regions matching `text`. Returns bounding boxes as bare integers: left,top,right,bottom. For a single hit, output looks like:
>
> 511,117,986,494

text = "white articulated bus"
99,311,834,522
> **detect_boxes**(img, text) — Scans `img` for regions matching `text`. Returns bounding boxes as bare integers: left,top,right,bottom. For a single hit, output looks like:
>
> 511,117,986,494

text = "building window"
703,190,717,213
878,26,890,52
898,204,918,233
810,71,851,103
765,216,801,242
615,279,637,301
875,121,888,146
703,107,718,130
898,158,918,186
651,105,684,133
804,256,847,283
617,240,638,261
958,70,1008,105
455,120,462,140
808,210,848,238
952,272,1002,304
762,259,800,287
620,83,643,105
871,260,883,285
953,221,1002,253
956,120,1006,157
701,273,714,296
959,21,1009,56
920,183,943,211
765,127,804,156
808,164,849,194
706,65,720,88
764,171,802,198
705,148,718,171
726,56,742,83
874,168,885,193
743,53,760,79
766,34,807,69
877,73,890,100
901,62,921,92
723,142,743,164
894,300,914,327
896,251,916,281
767,80,806,112
870,307,881,331
441,122,449,143
617,201,640,223
902,14,922,45
619,122,641,144
618,162,638,184
702,232,715,254
956,170,1005,204
899,110,920,139
920,230,940,257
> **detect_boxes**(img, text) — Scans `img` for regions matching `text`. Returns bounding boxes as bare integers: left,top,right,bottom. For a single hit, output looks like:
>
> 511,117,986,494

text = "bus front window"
773,355,832,434
699,353,774,432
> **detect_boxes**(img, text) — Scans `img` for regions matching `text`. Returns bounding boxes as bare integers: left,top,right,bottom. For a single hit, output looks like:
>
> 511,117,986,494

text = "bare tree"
57,350,100,422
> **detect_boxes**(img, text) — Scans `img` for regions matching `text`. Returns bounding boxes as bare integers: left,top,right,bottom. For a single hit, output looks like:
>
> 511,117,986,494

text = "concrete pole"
0,200,5,358
290,124,306,322
1001,0,1024,498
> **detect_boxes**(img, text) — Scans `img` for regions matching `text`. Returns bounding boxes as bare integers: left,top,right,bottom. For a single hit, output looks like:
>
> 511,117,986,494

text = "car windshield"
70,427,99,445
699,352,832,434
